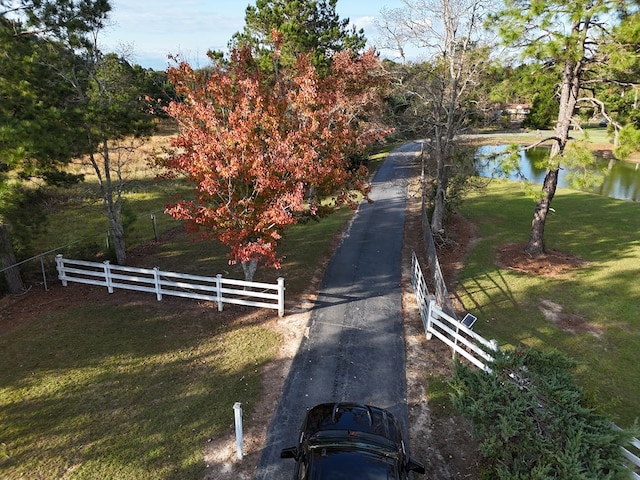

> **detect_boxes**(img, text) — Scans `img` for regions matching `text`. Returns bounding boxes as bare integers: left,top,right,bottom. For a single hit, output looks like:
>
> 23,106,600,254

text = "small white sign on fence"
55,255,285,316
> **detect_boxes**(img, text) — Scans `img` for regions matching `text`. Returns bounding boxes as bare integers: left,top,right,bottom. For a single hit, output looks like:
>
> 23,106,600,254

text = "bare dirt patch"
538,298,605,338
402,180,483,479
494,243,602,337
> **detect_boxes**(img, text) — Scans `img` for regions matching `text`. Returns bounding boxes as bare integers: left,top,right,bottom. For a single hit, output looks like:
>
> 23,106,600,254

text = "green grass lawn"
457,180,640,427
0,303,280,479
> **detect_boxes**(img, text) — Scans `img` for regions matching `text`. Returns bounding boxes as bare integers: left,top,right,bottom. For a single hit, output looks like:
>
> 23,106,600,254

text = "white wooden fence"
614,424,640,480
55,255,285,316
410,251,640,476
411,251,498,372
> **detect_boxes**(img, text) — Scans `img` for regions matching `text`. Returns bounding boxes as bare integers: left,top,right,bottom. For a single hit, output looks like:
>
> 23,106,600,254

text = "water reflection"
475,145,640,202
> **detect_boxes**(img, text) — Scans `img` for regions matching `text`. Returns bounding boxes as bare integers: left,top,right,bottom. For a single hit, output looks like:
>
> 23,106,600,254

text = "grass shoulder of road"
0,146,394,479
457,179,640,427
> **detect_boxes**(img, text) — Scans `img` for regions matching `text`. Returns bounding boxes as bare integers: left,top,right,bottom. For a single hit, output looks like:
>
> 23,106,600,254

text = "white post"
103,260,113,293
216,274,223,312
426,297,436,340
153,267,162,301
453,322,459,360
233,402,243,460
277,277,285,317
56,254,67,286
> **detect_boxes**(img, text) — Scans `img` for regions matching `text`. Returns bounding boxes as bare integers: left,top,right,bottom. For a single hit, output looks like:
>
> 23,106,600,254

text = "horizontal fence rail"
55,255,285,316
614,424,640,479
426,300,499,373
411,251,498,372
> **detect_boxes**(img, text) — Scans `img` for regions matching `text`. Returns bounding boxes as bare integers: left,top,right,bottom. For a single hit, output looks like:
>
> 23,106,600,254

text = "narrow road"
254,143,420,480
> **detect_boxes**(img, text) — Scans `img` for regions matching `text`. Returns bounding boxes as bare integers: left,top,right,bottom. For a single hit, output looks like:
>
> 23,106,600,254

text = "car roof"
303,403,402,444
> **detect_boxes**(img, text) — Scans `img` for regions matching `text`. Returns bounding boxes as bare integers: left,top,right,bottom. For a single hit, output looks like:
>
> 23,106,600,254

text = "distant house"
504,104,531,122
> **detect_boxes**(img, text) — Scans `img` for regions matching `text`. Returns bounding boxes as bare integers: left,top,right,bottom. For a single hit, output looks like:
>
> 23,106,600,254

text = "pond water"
475,145,640,202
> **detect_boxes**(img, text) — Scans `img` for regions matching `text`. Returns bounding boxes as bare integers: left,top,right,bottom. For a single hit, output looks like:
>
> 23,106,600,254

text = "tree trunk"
525,168,559,255
526,56,581,255
0,222,25,293
90,141,127,265
108,212,127,265
241,259,258,283
431,183,446,233
430,123,448,234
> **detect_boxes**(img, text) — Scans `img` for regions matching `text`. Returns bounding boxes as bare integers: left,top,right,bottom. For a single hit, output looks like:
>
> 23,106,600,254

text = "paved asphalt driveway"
254,143,420,480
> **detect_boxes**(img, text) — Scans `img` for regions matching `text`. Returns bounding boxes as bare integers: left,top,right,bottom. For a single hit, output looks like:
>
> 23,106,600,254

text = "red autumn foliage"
158,44,391,273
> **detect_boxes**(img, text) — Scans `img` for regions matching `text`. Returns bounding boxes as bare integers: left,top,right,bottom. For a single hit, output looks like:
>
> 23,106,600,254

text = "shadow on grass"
0,298,280,479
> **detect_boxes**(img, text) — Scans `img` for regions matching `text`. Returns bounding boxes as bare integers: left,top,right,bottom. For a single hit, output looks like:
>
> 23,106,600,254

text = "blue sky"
99,0,408,70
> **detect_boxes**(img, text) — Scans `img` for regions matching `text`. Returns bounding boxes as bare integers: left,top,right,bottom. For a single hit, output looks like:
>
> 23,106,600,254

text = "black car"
281,402,426,479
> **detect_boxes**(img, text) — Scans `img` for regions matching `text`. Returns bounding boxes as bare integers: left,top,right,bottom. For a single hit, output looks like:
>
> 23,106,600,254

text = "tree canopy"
0,0,112,292
231,0,366,74
159,41,390,281
378,0,491,234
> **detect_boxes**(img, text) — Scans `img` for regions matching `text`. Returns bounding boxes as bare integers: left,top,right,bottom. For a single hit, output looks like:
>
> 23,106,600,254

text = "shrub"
451,348,632,479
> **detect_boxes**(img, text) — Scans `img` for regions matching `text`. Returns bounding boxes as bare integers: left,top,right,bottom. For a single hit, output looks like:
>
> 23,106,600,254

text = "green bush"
451,348,632,479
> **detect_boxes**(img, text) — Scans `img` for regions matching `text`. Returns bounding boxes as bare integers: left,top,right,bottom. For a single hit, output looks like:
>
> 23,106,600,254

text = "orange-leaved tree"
159,41,390,281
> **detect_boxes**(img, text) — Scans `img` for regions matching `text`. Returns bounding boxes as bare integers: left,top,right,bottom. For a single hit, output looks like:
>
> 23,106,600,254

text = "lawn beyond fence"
55,255,285,316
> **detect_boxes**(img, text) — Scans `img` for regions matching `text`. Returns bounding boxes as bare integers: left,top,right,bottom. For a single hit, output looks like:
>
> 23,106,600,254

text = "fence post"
151,213,159,242
277,277,285,317
41,257,48,292
426,297,436,340
56,254,67,287
103,260,113,293
233,402,243,461
216,274,223,312
153,267,162,301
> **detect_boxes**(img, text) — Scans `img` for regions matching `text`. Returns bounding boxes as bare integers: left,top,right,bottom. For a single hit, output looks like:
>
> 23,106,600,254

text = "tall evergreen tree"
0,1,110,292
1,0,156,292
231,0,366,75
491,0,639,255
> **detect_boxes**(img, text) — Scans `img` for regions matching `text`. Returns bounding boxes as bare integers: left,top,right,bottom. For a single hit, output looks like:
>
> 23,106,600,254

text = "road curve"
253,143,421,480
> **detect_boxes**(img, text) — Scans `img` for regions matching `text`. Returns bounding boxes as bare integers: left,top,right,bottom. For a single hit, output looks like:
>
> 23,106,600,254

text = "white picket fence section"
411,250,640,477
411,251,498,372
55,254,285,316
614,425,640,480
626,441,640,479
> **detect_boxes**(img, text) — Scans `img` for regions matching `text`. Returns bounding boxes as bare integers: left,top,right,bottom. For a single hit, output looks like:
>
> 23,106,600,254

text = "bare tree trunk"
106,203,127,265
525,168,559,255
90,140,127,265
526,56,582,255
0,222,25,293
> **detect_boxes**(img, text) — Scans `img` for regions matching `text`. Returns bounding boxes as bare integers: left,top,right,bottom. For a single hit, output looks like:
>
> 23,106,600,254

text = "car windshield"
307,449,399,480
309,430,398,453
